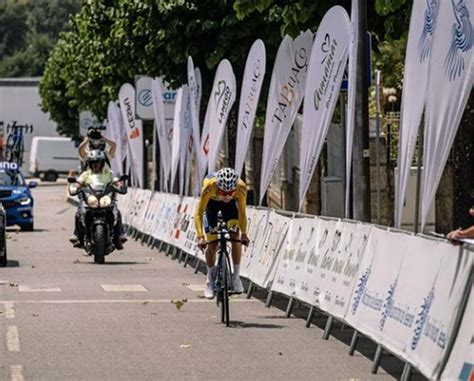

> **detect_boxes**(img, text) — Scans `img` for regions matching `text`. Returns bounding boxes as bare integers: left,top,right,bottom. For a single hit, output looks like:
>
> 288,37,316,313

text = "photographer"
79,126,116,165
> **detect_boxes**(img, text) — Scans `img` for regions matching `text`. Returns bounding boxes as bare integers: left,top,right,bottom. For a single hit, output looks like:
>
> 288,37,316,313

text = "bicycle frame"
5,122,33,166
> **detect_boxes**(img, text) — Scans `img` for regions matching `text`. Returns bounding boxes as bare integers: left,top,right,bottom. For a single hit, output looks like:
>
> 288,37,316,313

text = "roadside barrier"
117,189,472,380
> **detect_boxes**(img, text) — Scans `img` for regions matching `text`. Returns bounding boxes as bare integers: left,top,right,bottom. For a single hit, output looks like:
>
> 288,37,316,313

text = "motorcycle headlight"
17,197,32,206
86,195,99,208
99,195,112,208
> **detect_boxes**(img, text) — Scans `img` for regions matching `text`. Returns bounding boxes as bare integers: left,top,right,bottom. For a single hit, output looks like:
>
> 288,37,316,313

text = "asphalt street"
0,185,411,380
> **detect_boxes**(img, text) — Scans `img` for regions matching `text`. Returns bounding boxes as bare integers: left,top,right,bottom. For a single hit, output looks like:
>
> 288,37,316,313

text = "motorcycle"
67,175,128,264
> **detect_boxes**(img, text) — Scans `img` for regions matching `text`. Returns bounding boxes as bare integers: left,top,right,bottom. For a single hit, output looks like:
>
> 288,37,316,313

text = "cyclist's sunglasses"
218,189,236,197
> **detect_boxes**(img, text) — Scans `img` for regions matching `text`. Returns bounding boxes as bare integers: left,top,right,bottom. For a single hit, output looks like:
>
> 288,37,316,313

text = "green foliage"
40,0,285,135
0,0,79,77
40,0,412,136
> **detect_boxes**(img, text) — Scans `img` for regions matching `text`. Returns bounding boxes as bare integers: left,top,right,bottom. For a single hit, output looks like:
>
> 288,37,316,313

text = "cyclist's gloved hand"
241,233,250,247
197,237,207,251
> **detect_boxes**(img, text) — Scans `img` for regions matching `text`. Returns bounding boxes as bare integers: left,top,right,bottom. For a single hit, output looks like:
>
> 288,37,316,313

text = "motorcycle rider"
69,150,126,250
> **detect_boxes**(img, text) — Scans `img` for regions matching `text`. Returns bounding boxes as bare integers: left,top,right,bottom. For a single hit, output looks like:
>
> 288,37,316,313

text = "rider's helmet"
216,167,238,193
87,150,106,172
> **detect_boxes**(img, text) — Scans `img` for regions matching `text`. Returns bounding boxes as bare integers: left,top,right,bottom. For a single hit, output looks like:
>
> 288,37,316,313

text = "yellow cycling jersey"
194,176,247,238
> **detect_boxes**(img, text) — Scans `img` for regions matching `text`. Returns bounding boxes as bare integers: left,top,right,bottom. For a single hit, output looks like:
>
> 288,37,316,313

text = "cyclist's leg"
203,201,219,298
224,199,244,293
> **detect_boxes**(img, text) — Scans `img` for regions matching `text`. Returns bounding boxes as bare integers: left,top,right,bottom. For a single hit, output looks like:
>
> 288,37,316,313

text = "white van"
29,137,80,181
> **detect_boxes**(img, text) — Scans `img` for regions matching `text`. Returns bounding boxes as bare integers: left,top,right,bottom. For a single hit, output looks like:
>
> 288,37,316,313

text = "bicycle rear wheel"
5,135,14,161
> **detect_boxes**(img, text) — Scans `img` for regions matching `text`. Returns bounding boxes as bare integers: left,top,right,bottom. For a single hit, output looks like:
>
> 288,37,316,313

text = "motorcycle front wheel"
93,224,106,264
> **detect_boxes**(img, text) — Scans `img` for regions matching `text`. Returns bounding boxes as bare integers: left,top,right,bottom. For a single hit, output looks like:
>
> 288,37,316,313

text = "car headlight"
86,195,99,208
12,189,23,195
17,197,32,206
99,196,112,208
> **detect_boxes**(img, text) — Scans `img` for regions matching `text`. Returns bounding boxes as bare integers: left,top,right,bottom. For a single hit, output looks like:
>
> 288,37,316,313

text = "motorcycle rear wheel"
93,225,106,264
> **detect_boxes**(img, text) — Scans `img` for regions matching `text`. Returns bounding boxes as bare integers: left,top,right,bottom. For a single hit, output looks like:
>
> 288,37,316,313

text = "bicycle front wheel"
221,254,230,327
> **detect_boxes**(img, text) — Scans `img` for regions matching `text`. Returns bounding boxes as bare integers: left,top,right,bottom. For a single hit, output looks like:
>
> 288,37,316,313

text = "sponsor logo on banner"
215,80,232,123
242,59,263,129
411,284,435,350
351,264,372,315
138,89,152,107
271,48,309,125
259,31,313,204
123,97,140,139
443,0,472,81
418,0,439,62
313,34,339,111
235,39,266,176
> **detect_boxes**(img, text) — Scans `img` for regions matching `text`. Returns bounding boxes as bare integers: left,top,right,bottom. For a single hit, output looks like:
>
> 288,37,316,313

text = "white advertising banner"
187,57,203,182
235,39,266,176
240,207,270,279
195,67,202,119
135,76,154,120
207,59,237,173
259,30,313,204
440,282,473,381
106,101,124,175
118,83,144,188
299,6,351,208
347,229,472,379
345,0,360,216
170,87,185,192
247,211,292,288
272,216,313,297
394,0,440,228
318,220,372,319
151,78,172,191
421,0,474,228
198,105,211,189
179,86,192,195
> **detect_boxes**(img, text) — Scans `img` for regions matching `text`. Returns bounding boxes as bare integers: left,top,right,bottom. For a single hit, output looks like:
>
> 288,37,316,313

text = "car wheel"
21,222,34,232
44,171,58,182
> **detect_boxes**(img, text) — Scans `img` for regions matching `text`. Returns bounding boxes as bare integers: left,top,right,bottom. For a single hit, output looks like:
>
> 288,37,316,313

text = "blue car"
0,164,37,231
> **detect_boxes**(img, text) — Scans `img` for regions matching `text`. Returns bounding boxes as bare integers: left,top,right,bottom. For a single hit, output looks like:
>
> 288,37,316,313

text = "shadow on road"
73,260,150,265
230,320,285,329
2,260,20,268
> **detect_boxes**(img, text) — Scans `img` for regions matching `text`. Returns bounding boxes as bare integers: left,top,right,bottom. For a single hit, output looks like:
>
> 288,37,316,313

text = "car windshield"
0,171,25,186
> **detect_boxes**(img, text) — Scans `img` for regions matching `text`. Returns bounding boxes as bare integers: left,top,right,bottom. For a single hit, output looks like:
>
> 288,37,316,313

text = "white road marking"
101,284,148,292
3,302,15,319
18,285,61,292
7,326,20,352
10,365,24,381
187,284,205,291
0,299,257,304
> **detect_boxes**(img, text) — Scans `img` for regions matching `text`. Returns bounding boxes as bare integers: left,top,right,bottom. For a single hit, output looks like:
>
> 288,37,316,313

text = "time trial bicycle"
207,211,242,327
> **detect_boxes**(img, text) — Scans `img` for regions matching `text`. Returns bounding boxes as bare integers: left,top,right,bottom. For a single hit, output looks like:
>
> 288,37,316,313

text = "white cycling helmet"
87,150,106,168
216,167,238,192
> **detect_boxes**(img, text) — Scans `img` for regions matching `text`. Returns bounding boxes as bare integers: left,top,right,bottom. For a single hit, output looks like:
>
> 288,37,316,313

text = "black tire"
0,245,6,267
44,170,58,182
21,222,34,232
222,254,230,327
93,225,106,264
5,135,14,162
18,140,24,166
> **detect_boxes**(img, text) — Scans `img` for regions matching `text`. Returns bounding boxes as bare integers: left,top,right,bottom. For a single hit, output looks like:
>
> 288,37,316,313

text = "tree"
0,0,80,77
40,0,285,135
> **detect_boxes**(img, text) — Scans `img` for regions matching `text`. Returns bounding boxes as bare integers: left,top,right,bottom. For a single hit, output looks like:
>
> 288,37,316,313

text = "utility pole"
352,0,371,222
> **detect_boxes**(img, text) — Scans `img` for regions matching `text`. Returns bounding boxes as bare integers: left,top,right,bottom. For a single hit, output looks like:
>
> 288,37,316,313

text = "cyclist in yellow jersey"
195,167,249,299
